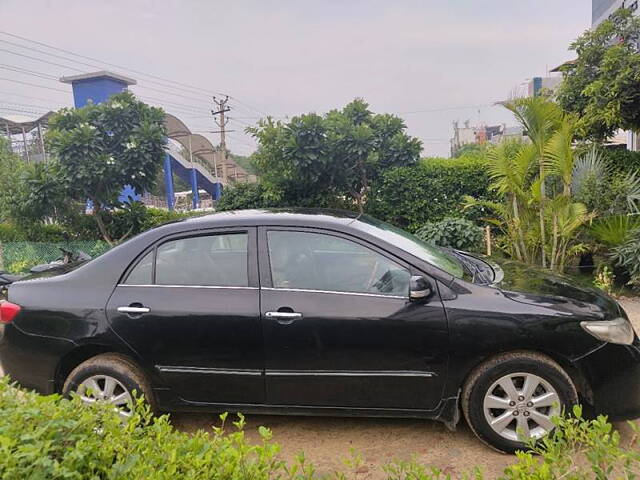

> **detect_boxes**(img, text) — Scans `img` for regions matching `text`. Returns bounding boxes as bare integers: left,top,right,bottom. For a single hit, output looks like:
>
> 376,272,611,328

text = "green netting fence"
0,241,111,273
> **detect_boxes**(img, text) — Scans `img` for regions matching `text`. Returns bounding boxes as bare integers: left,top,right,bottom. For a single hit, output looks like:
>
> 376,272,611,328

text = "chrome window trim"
157,366,262,376
156,366,435,378
261,286,406,299
266,370,436,378
118,284,258,290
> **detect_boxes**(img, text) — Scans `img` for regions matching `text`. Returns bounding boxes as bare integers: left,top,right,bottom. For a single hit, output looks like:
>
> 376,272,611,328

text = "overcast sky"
0,0,590,157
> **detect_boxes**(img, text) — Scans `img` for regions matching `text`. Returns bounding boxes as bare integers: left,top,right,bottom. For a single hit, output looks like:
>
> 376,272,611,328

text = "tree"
47,92,166,244
465,104,595,272
557,8,640,141
503,97,563,268
0,137,25,221
249,99,422,212
7,161,71,224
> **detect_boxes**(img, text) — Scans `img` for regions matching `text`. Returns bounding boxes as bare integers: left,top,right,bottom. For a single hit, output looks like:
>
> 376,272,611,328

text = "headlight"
581,317,636,345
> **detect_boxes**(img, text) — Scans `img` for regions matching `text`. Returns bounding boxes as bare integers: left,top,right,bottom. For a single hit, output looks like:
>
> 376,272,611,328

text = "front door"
259,227,449,411
106,228,263,404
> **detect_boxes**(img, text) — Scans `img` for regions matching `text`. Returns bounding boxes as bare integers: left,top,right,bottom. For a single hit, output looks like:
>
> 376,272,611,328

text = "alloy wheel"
77,374,134,417
482,372,561,442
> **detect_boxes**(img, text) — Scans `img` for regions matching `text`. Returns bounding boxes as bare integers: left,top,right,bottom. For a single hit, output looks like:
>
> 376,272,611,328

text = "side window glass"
124,251,153,285
155,233,248,287
267,231,410,296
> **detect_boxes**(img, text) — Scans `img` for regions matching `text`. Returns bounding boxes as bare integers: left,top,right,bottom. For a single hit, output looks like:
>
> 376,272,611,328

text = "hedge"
367,156,495,232
1,377,639,479
601,147,640,174
0,207,201,245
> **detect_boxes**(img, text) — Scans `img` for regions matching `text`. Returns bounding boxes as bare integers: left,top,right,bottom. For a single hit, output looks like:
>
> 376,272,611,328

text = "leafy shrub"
367,156,495,232
415,217,484,252
602,147,640,175
60,204,199,243
216,182,276,212
610,230,640,288
1,377,639,479
0,377,282,479
0,223,68,243
588,214,640,247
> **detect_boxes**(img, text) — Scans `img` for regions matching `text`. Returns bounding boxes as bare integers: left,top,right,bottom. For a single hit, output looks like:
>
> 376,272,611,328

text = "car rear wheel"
62,353,155,417
461,351,578,453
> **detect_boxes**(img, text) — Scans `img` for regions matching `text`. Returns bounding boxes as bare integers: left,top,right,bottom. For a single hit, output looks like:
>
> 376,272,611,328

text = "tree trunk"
550,214,558,271
92,202,114,246
511,195,528,263
539,160,547,268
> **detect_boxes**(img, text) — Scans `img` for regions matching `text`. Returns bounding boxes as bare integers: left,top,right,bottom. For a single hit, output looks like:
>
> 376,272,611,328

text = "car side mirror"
409,275,433,301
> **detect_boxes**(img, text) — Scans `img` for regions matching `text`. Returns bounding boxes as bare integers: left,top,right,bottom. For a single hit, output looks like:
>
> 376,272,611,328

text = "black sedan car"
1,209,639,452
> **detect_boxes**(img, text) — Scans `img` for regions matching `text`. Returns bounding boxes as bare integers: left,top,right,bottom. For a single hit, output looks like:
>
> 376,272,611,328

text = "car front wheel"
462,351,578,453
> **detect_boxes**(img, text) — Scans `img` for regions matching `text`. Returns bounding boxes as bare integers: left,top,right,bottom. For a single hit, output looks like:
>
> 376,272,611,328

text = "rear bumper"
575,341,640,420
0,323,73,394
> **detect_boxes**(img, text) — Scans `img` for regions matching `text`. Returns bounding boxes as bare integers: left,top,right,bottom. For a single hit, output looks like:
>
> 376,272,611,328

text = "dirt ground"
170,297,640,479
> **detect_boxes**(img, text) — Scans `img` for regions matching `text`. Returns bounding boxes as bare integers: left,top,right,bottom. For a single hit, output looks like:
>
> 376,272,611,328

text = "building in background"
513,76,563,98
450,120,525,156
593,0,638,27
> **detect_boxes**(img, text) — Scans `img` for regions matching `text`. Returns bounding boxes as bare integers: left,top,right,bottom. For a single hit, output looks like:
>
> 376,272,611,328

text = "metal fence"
0,241,111,273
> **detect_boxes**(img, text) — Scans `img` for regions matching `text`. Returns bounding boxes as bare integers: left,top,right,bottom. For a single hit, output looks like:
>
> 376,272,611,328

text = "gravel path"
171,298,640,478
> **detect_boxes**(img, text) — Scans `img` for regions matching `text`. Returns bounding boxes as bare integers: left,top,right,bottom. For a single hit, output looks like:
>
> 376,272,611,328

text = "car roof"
178,208,364,229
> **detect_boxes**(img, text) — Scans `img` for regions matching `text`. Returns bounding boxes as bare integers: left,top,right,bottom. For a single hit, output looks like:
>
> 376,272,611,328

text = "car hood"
492,259,621,320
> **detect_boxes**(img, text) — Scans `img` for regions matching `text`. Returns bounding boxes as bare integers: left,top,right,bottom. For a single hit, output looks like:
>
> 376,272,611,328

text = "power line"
0,48,84,73
0,76,70,93
0,62,215,117
0,64,58,81
130,84,211,103
397,104,493,115
0,31,227,98
1,45,260,119
0,100,61,111
0,105,49,115
0,31,273,119
0,90,70,103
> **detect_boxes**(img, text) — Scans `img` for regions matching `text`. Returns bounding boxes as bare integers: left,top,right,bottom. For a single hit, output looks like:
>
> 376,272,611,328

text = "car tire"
461,351,578,453
62,353,156,416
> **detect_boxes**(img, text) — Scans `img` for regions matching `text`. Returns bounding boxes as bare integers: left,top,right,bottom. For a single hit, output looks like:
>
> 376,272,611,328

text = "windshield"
353,215,464,278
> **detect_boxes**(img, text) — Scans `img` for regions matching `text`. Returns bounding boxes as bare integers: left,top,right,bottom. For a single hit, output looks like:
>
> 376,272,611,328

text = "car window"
267,230,410,296
132,233,249,287
124,250,153,285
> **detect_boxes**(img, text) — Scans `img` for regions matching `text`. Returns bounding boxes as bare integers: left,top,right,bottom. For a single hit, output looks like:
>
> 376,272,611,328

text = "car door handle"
117,306,150,314
265,311,303,324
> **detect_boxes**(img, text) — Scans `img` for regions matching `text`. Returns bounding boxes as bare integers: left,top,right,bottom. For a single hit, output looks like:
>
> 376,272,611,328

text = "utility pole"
212,96,232,183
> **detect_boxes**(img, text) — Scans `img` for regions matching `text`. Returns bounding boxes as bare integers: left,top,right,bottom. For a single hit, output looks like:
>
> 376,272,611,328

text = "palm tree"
483,139,536,262
504,97,563,268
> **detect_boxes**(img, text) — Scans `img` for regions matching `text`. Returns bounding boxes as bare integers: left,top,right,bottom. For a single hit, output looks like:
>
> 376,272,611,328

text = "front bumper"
575,340,640,420
0,323,74,394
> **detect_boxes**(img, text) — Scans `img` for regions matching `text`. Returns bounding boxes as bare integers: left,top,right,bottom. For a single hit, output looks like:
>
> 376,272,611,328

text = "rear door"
259,227,449,411
106,227,264,405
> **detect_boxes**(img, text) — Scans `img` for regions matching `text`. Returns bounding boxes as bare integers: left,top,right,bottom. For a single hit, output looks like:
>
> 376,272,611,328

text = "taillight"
0,301,21,324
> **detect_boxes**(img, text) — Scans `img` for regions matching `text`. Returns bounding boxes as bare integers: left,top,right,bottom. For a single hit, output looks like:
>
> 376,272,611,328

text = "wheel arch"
460,348,591,405
54,344,138,393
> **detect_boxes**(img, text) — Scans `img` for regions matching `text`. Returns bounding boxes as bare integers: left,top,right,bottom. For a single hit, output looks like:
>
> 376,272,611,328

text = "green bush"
0,377,639,479
415,217,484,252
602,147,640,174
367,156,495,232
0,377,282,479
611,230,640,288
217,182,276,212
0,223,68,243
